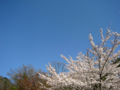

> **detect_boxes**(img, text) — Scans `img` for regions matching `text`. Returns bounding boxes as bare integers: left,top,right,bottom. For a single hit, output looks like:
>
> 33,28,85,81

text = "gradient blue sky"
0,0,120,78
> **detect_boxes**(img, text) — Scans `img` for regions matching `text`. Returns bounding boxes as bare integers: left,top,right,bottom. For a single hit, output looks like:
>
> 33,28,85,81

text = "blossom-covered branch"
39,26,120,90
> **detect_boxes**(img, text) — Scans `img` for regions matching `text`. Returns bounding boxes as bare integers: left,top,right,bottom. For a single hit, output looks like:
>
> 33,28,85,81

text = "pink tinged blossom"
39,26,120,90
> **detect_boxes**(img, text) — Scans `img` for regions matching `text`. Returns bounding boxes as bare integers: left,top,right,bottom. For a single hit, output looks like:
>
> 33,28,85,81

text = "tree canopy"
39,27,120,90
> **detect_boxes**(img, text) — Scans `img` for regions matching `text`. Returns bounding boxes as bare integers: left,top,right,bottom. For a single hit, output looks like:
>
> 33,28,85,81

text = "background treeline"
0,61,67,90
0,58,120,90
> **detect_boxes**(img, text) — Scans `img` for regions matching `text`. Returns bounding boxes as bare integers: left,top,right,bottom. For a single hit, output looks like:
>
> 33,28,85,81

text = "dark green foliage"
113,58,120,67
0,76,14,90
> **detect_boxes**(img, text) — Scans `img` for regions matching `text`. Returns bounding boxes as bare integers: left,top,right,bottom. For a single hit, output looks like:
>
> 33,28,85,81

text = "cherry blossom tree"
39,26,120,90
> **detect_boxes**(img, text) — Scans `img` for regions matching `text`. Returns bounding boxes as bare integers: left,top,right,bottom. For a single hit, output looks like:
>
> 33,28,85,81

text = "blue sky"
0,0,120,78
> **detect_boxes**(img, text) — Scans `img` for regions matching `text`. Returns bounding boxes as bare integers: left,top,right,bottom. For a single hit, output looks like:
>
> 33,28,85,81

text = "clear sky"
0,0,120,78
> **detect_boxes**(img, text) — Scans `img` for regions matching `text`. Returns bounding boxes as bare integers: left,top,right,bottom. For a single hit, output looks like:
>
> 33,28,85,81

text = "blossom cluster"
39,26,120,90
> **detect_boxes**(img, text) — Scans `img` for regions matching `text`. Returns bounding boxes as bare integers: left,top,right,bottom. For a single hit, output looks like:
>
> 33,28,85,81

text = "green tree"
0,76,14,90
